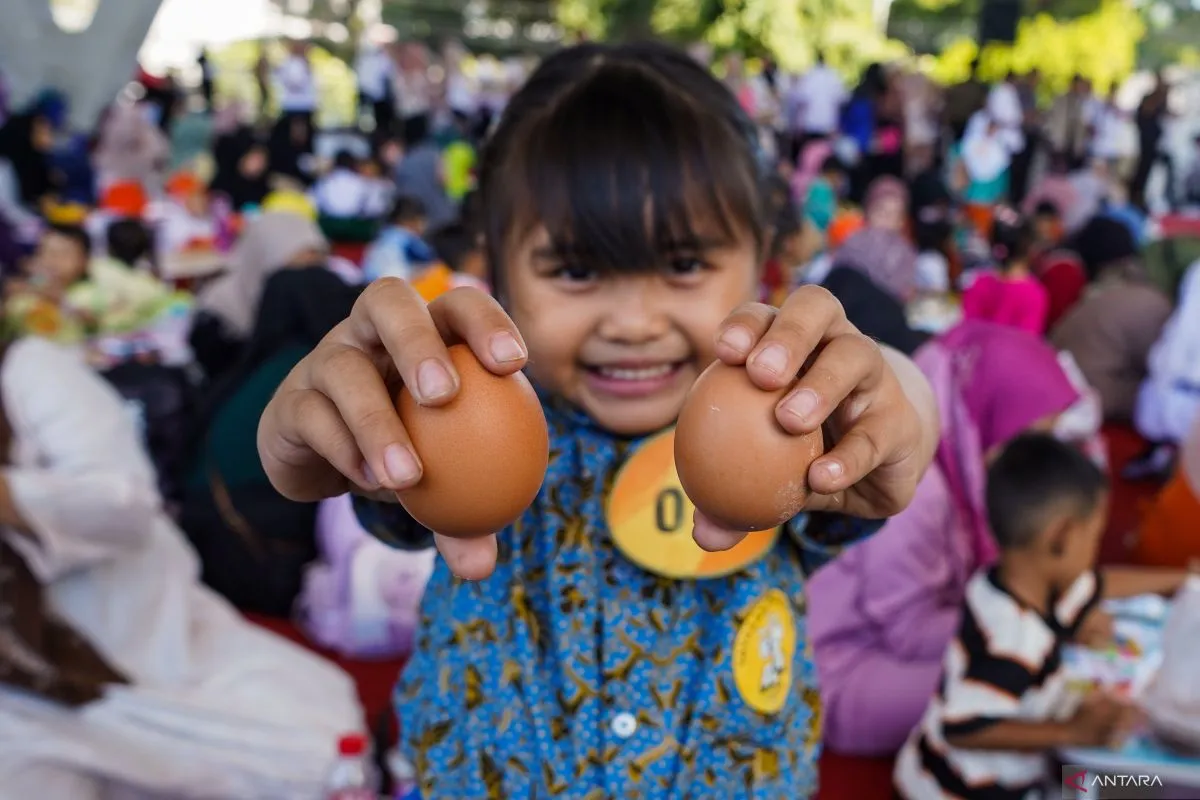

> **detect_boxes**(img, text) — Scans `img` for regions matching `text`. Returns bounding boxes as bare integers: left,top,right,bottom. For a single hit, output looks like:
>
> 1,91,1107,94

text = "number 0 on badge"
605,429,781,580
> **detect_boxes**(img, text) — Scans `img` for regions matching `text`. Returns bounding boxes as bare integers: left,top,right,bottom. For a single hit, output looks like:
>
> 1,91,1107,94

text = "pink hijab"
915,321,1084,567
791,139,832,202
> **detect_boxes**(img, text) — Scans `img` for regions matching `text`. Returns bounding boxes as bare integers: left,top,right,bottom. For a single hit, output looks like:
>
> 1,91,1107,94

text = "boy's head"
32,224,90,287
477,41,768,436
106,218,153,267
333,150,358,172
428,221,485,280
1031,200,1063,246
389,195,428,236
986,433,1108,588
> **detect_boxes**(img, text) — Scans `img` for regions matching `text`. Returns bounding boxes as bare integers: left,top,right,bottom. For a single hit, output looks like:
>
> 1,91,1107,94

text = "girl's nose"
596,281,670,344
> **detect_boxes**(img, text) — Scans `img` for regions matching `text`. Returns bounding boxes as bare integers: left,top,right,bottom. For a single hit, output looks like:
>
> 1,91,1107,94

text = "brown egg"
396,344,549,537
674,360,825,532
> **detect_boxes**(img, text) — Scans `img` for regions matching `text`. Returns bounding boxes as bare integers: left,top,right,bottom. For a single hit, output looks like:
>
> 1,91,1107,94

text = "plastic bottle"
388,748,420,800
325,733,378,800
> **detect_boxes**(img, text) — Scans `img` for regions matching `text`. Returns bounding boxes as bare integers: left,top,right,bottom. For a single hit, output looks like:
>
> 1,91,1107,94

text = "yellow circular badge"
605,429,780,580
732,589,797,715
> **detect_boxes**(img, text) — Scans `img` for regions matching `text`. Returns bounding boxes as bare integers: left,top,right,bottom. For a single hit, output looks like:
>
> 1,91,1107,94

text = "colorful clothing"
809,321,1097,756
894,570,1102,799
362,226,437,283
357,400,882,799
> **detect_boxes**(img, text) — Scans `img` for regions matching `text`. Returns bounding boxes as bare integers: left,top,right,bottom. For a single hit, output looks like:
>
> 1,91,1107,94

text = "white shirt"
1091,103,1133,159
789,65,846,135
445,71,478,115
393,69,431,118
355,47,393,101
274,55,317,112
986,81,1023,131
0,338,361,798
312,168,393,218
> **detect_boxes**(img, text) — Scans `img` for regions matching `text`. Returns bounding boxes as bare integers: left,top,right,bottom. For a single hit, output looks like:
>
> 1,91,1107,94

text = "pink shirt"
962,272,1049,335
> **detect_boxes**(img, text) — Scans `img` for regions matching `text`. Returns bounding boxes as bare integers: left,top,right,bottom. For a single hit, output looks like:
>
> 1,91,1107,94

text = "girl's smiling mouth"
581,360,690,398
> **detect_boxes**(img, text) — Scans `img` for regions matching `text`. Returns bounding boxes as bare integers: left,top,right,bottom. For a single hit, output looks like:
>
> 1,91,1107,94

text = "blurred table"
1059,596,1200,798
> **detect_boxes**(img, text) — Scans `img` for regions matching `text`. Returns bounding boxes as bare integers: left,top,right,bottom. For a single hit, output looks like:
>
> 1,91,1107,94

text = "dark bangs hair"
477,42,769,298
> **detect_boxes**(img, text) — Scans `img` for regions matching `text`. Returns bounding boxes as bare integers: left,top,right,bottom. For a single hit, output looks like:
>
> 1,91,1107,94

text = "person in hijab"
267,112,316,186
1051,216,1173,421
92,102,171,194
832,176,919,302
190,211,329,381
808,321,1103,756
393,136,456,230
0,110,58,230
0,334,362,798
182,267,362,615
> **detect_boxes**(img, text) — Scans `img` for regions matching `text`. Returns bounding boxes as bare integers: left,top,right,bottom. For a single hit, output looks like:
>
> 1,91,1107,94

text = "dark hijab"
0,113,54,206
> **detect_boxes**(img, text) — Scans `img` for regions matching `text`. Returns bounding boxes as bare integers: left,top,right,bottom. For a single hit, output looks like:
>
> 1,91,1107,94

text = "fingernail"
361,461,379,488
751,344,789,375
817,459,844,482
719,325,754,354
383,444,422,486
781,388,820,421
416,359,455,401
489,331,525,363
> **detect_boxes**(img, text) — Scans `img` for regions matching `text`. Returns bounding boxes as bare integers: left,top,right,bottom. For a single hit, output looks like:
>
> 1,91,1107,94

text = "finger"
259,387,363,501
713,303,776,365
805,408,904,501
745,285,857,391
775,332,884,434
433,532,498,580
304,342,423,491
691,509,749,552
338,278,461,407
427,287,528,376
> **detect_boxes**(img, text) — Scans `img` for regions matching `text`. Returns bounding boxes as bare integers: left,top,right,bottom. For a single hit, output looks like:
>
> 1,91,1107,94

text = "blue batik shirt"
355,399,883,799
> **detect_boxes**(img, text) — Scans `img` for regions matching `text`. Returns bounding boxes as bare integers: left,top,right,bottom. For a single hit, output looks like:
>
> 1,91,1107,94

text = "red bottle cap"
338,734,367,757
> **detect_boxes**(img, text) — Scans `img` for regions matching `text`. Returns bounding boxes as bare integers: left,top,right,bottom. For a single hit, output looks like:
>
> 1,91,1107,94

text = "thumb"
433,532,498,581
691,510,750,552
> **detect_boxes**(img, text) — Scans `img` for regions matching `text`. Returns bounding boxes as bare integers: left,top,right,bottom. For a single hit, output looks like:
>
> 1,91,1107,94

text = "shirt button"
610,712,638,739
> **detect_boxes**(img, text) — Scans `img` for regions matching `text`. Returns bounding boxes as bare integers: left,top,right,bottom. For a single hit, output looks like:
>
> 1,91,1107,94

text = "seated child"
157,170,218,260
5,224,94,341
361,195,436,282
426,220,488,294
895,434,1185,799
803,154,845,235
962,207,1050,334
1030,200,1064,256
78,217,176,333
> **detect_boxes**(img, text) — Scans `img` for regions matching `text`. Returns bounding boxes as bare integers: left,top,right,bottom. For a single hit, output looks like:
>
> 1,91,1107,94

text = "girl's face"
503,224,760,436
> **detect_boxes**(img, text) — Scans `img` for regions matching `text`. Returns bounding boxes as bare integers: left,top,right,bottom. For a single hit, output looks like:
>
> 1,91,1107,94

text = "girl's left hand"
693,285,937,551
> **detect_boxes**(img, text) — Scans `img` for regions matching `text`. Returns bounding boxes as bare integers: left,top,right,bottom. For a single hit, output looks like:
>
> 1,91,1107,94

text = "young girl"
257,42,938,798
961,207,1050,334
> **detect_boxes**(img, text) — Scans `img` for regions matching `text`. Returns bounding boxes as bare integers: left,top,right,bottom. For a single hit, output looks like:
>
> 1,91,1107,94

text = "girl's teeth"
598,365,675,380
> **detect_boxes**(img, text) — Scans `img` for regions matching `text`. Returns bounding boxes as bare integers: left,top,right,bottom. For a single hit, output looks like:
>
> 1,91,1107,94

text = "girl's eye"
667,256,707,276
551,262,598,283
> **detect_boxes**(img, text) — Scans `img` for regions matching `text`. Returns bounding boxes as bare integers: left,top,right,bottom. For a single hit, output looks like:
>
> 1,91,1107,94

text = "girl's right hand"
257,278,529,579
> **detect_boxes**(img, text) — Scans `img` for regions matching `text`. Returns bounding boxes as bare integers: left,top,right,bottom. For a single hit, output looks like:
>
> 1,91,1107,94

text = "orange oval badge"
606,429,780,579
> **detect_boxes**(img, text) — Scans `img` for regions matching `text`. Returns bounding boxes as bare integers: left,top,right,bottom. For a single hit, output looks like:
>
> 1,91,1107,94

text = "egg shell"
396,344,549,537
674,360,825,532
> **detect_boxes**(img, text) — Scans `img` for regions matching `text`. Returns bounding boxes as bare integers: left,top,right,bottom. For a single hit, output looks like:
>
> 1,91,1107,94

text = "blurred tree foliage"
557,0,904,71
918,0,1145,93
